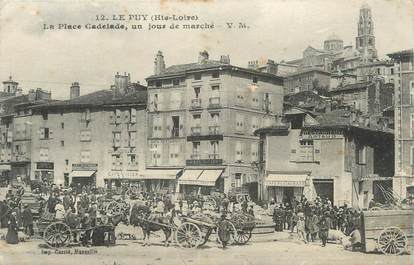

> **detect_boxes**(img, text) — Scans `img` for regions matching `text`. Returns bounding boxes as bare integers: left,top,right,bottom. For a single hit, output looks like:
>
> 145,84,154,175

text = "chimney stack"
70,82,80,99
220,55,230,64
198,50,209,64
154,51,166,75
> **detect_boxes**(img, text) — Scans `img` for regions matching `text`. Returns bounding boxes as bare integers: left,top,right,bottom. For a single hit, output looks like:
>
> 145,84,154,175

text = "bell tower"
356,3,377,60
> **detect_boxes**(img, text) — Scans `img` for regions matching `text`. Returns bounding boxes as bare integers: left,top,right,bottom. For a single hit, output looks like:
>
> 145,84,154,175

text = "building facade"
388,49,414,199
284,68,331,95
256,110,394,209
146,51,284,198
28,77,148,190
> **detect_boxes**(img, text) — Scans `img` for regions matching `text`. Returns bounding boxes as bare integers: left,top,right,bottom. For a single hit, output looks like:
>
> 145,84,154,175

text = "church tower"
356,3,377,60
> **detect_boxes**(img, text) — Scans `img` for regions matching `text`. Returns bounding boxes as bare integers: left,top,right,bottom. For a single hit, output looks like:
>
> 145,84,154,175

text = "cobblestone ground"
0,225,412,265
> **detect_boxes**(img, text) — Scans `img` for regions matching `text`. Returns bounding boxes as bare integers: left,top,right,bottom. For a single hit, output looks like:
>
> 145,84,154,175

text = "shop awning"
139,169,181,180
196,169,223,186
265,174,308,187
178,170,204,185
70,170,96,178
0,164,11,171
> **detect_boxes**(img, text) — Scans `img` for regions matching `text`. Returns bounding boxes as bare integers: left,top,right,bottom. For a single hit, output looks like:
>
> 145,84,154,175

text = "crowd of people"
1,181,367,250
271,195,361,248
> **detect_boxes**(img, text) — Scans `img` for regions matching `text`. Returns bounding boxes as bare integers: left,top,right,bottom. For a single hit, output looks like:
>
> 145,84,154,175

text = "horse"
130,203,174,246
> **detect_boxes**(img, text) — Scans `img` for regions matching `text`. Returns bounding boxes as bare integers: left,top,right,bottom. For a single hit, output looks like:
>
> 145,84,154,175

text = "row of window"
149,141,259,164
109,108,138,124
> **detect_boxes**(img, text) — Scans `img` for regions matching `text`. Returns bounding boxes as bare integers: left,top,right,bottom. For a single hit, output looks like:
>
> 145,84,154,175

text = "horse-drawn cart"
361,209,413,255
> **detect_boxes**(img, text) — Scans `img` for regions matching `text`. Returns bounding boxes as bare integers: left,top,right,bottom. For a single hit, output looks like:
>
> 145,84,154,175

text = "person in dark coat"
273,204,284,231
318,212,331,247
63,192,71,211
81,213,92,246
241,200,248,213
6,212,19,244
0,200,10,228
247,205,254,217
217,213,232,248
21,204,34,236
47,193,57,213
221,196,230,213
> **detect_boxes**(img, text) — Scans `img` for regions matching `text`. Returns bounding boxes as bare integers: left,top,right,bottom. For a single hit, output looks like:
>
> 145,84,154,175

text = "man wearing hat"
217,213,232,248
22,204,34,237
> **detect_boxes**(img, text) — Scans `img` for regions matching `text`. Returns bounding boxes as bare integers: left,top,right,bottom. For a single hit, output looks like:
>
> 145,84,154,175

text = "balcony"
191,98,202,109
209,126,221,135
208,153,220,159
190,153,201,160
191,126,201,136
208,97,221,108
186,158,223,166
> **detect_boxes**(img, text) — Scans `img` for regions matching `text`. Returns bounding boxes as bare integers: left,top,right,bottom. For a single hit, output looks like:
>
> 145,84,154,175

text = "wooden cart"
361,209,413,255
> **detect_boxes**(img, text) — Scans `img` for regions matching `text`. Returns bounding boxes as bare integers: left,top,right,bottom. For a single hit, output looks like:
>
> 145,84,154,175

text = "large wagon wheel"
217,221,237,245
233,227,253,245
106,201,122,215
175,222,202,248
377,227,407,255
43,222,72,248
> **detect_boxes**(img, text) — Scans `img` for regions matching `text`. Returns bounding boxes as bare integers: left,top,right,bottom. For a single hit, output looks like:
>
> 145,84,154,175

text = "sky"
0,0,413,99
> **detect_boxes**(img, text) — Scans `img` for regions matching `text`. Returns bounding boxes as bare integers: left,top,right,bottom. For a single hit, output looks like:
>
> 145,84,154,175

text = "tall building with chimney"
146,50,284,198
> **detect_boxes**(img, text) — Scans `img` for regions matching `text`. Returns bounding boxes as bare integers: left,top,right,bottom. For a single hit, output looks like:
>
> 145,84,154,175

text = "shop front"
264,172,310,205
0,164,11,186
34,162,54,184
140,169,182,194
177,169,223,196
69,163,97,192
105,171,144,192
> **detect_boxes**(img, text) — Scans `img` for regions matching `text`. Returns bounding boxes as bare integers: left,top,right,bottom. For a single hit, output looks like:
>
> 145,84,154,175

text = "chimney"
247,60,259,70
198,50,209,64
220,55,230,64
70,82,80,99
154,51,166,75
28,89,36,102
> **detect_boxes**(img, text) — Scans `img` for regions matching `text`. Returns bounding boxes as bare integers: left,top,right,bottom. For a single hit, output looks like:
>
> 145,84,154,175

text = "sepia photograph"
0,0,413,264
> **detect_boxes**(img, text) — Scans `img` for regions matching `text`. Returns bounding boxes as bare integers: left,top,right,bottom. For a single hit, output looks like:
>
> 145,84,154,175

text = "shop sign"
301,132,343,140
36,162,54,170
107,171,140,179
72,163,98,171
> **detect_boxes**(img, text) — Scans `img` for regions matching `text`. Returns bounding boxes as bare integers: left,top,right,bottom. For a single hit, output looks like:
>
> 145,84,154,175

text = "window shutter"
130,108,137,123
179,117,184,136
40,128,45,139
268,94,273,111
251,116,258,134
85,109,91,121
123,131,129,147
235,141,242,161
251,142,258,162
109,111,115,124
49,129,53,139
7,130,13,142
115,109,122,124
129,132,136,147
262,93,267,110
314,140,321,162
124,110,131,124
166,117,172,135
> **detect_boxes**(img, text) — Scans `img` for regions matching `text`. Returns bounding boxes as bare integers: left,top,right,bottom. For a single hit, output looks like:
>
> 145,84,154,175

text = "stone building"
255,109,394,208
27,76,148,190
388,49,414,199
284,68,331,95
146,50,284,198
0,78,52,185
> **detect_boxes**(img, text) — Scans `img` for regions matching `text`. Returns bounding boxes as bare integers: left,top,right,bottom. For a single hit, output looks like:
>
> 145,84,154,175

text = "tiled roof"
387,49,413,59
33,90,147,110
0,95,30,116
329,81,370,93
286,67,330,77
147,60,230,78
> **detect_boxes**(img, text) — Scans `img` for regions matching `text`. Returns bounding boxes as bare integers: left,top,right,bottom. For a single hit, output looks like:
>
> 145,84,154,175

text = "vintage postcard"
0,0,413,264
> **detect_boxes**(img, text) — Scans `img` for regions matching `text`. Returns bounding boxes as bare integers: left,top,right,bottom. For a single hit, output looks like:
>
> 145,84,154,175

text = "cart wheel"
175,222,202,248
233,228,253,245
377,227,407,255
43,222,72,248
217,222,237,245
107,201,122,215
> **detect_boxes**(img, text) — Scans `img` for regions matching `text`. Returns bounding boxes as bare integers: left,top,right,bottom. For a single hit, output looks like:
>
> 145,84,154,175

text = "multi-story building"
255,109,394,208
329,78,394,116
388,49,414,199
284,68,331,95
146,50,284,198
28,75,148,190
0,80,52,185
